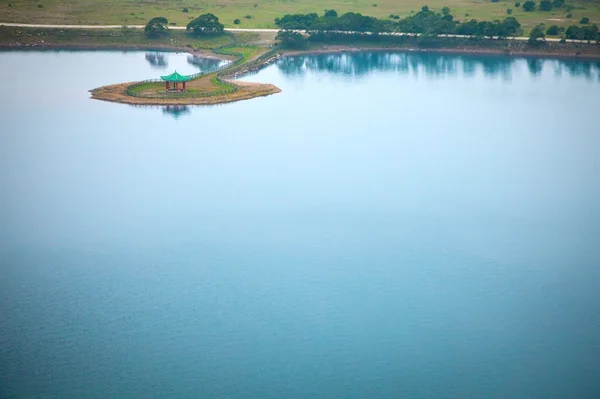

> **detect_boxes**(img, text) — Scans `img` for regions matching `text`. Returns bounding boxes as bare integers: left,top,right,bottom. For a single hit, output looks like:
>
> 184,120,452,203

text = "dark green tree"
276,30,308,48
529,24,546,43
144,17,169,38
522,1,536,11
565,24,584,39
502,16,521,36
539,0,552,11
324,9,338,18
186,13,224,35
274,13,319,29
580,17,590,24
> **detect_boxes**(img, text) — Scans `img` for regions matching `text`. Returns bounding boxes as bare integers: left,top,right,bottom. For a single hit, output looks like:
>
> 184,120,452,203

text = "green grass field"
0,26,232,49
2,0,599,32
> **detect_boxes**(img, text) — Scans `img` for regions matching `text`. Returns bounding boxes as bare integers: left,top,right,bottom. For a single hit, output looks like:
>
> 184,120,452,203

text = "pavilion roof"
160,71,191,82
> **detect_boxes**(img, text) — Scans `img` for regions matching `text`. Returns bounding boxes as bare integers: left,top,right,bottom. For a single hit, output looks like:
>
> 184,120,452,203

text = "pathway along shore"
0,22,594,43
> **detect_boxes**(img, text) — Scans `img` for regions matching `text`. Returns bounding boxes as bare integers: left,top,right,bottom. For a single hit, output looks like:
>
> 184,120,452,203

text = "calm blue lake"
1,50,599,398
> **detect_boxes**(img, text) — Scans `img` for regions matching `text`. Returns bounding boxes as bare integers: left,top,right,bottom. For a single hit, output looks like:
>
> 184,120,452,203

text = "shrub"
254,3,258,7
186,13,224,35
325,9,338,18
552,0,563,7
580,17,590,24
546,25,560,35
507,8,513,14
566,13,572,18
233,18,240,24
244,15,252,19
37,4,43,8
182,7,189,12
492,0,499,2
539,0,552,11
529,24,546,43
515,2,521,7
422,5,429,12
523,1,536,12
276,30,308,48
145,16,169,38
372,3,378,7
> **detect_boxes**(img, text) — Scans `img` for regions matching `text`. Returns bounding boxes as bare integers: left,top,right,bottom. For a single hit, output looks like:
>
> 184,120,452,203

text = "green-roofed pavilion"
161,71,191,91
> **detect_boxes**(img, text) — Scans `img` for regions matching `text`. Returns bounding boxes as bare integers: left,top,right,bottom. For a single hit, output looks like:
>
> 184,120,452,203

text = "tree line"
274,6,600,47
275,6,523,38
144,14,224,38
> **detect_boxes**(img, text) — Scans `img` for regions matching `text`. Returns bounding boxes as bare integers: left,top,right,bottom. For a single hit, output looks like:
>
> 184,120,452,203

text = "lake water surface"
1,50,600,398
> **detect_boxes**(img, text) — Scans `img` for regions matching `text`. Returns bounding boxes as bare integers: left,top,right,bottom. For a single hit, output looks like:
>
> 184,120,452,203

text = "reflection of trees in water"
145,52,168,69
555,60,599,80
527,58,544,76
162,105,191,119
187,56,229,73
277,52,599,81
127,104,192,119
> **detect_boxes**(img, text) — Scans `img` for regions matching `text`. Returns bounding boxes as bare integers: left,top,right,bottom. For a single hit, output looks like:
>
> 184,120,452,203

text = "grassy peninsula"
89,30,282,106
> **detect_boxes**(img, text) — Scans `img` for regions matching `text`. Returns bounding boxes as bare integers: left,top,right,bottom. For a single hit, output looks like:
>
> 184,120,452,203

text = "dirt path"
0,22,279,32
2,22,591,43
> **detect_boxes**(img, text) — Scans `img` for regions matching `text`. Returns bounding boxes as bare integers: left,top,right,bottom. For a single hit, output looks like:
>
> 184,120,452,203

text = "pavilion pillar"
183,82,186,91
165,81,169,90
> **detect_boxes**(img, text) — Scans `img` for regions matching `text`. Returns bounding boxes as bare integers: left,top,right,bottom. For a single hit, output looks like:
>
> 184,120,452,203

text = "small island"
90,14,283,105
90,45,282,106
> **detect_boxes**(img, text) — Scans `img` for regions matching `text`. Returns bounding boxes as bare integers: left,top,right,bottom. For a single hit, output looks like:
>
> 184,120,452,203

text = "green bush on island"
144,17,169,38
580,17,590,24
187,13,224,35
